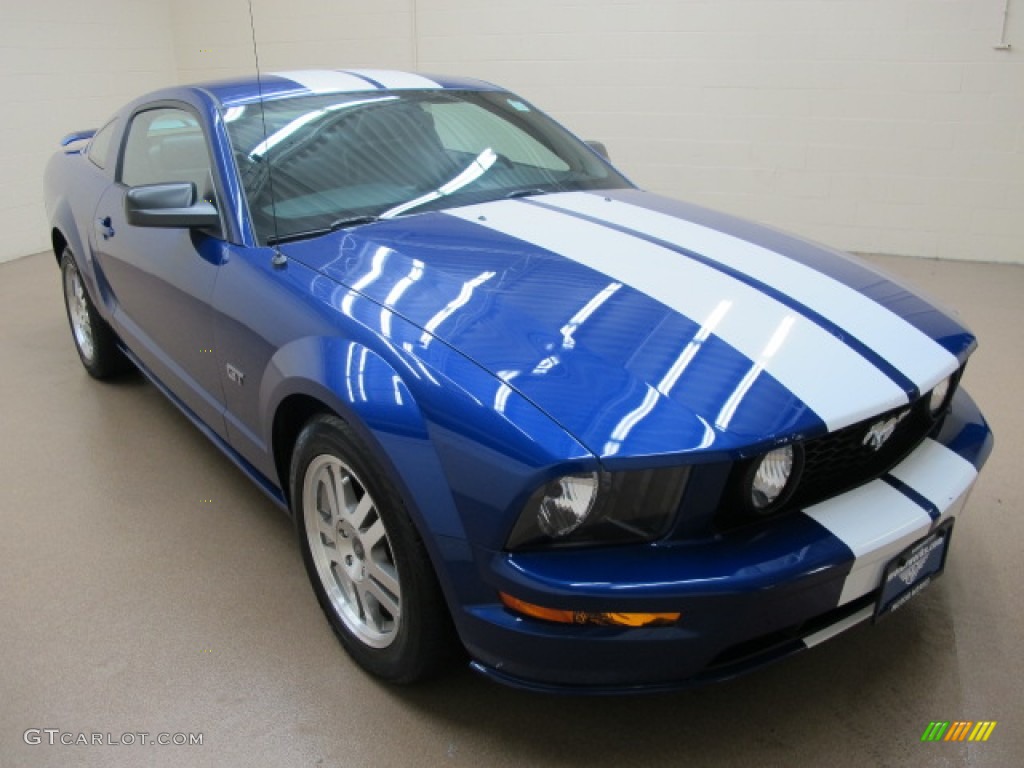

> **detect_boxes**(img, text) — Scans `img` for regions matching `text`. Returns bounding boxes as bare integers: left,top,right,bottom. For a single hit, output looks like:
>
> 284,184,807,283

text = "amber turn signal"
499,593,680,627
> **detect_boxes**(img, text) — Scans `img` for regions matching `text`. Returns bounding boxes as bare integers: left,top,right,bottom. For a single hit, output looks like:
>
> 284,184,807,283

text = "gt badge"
226,363,245,386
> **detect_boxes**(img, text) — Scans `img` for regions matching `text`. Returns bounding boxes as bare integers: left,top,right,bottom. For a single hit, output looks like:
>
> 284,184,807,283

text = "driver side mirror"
125,182,220,229
586,140,610,160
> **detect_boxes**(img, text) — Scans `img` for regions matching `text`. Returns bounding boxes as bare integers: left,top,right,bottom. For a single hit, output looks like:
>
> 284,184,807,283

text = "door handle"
95,216,115,240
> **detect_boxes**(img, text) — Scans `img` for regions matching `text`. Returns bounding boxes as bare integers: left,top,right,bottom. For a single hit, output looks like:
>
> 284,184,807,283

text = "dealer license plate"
874,520,953,621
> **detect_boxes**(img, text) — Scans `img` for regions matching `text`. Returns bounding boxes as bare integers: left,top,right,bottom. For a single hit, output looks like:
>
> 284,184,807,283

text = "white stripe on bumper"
448,200,907,431
540,192,958,394
805,439,977,606
802,605,874,648
888,438,979,516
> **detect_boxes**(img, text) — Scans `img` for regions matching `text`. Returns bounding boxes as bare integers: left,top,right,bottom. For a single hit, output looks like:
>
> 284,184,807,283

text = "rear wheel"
60,248,129,379
291,414,454,682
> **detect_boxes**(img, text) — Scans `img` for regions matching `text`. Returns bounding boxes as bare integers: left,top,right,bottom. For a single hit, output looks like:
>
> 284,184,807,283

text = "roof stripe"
347,69,442,90
543,192,959,394
447,199,909,432
271,69,377,94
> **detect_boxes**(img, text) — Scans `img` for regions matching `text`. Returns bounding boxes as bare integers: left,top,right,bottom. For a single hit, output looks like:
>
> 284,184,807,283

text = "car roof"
189,69,503,107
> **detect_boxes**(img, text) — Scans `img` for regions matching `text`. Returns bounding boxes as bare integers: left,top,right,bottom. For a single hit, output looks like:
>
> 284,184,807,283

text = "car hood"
281,189,974,463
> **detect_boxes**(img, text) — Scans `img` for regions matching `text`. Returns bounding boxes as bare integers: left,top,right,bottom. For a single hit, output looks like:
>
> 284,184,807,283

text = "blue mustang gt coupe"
45,69,992,692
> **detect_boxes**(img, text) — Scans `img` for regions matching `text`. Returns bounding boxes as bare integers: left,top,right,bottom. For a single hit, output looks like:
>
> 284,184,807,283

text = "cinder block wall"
413,0,1024,264
1,0,178,264
7,0,1023,264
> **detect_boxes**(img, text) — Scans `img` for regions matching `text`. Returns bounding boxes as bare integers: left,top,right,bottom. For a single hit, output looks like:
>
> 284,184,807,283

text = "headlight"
928,375,952,416
535,472,600,538
743,444,803,515
506,466,690,550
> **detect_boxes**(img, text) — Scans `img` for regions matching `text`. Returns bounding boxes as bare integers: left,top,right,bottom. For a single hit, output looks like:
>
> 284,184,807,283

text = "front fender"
259,330,597,611
262,336,465,540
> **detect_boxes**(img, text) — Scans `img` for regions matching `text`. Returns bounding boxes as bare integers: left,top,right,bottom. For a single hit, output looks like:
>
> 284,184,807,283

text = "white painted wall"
5,0,1023,264
415,0,1024,264
0,0,177,263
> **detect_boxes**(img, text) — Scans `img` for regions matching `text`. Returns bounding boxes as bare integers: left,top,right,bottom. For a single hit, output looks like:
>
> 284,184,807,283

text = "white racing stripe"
348,69,442,89
888,437,978,513
804,439,977,606
806,481,932,605
272,70,376,94
541,192,959,394
448,200,908,431
803,605,873,648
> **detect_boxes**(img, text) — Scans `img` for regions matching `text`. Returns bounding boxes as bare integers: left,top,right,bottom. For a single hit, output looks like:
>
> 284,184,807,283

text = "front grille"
714,372,960,531
787,397,934,509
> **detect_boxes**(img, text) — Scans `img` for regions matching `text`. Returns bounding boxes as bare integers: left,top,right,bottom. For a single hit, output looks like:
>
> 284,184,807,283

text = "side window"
120,107,215,202
87,120,117,170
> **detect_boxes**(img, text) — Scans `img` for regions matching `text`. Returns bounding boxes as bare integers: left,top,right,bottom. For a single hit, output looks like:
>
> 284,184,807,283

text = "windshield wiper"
267,228,331,245
505,188,548,200
329,214,380,231
265,215,380,246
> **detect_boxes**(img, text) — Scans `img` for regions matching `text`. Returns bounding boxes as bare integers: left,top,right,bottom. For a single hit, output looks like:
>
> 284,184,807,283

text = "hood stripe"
523,197,921,400
447,200,908,431
540,192,958,394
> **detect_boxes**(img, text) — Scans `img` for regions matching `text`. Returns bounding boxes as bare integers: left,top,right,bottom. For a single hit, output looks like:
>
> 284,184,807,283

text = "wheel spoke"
317,515,337,551
334,564,360,612
362,579,401,622
338,472,358,511
348,491,375,530
322,465,342,522
366,559,400,599
361,518,387,551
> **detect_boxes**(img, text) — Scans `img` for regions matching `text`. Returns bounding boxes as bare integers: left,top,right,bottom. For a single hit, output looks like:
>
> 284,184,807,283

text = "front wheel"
60,248,129,379
291,414,454,683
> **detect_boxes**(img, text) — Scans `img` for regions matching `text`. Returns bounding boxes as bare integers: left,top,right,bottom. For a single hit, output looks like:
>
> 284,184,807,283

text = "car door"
92,104,228,438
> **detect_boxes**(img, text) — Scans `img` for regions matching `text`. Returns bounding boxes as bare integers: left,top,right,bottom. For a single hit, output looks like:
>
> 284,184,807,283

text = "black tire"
60,248,130,379
291,414,455,683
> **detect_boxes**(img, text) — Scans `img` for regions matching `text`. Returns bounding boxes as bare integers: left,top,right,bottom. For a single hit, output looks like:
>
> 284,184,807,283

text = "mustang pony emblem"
862,410,910,451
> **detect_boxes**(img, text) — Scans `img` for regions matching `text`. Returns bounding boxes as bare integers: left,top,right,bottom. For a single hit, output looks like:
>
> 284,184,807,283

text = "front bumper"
455,388,992,693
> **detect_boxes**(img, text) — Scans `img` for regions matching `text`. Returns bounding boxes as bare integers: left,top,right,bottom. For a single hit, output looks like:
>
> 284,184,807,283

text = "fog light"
751,445,794,511
929,376,951,416
499,593,680,627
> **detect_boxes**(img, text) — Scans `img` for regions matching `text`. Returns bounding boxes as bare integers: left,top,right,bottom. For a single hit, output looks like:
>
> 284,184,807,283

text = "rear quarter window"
87,120,118,170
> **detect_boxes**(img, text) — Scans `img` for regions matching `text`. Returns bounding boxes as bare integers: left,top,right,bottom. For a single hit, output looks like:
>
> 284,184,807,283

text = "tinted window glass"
427,101,569,171
120,108,214,200
224,90,630,244
87,120,117,169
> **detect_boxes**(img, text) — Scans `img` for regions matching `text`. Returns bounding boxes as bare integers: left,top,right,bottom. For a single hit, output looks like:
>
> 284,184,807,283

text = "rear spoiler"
60,129,96,147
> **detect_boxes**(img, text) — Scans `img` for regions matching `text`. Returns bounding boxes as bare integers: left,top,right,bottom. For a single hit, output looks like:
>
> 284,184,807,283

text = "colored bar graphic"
969,722,998,742
921,721,996,742
921,722,949,741
945,721,972,741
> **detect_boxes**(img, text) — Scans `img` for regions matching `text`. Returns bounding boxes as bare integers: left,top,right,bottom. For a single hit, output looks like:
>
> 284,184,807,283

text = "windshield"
223,89,631,244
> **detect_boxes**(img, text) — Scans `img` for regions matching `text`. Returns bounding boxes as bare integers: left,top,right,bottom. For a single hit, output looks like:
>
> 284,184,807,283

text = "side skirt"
118,342,290,514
